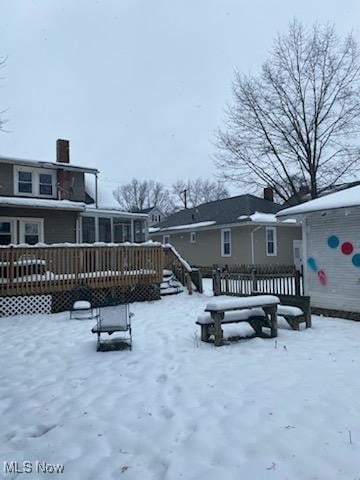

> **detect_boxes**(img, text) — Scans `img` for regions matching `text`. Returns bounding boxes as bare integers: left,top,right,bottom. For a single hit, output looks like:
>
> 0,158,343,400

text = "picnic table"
203,295,280,346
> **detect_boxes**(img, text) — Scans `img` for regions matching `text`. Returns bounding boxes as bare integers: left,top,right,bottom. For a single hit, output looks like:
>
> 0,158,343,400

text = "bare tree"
216,20,360,203
172,178,229,208
113,179,175,214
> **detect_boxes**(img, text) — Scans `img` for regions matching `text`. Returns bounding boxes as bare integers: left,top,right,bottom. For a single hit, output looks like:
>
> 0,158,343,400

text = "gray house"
0,139,148,245
131,206,166,226
150,191,301,268
277,184,360,317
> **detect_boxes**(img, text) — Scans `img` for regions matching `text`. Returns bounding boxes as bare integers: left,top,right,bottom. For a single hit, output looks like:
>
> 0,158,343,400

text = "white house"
277,185,360,317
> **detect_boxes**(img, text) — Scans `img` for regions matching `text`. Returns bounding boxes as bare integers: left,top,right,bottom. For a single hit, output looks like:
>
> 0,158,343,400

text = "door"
293,240,303,271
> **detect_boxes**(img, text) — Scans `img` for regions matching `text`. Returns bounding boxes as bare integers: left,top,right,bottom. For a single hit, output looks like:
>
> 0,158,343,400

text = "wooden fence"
213,264,303,297
0,244,163,297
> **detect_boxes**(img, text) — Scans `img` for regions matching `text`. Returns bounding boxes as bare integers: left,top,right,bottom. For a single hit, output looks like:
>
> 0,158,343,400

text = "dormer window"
18,171,33,194
14,167,56,198
39,174,53,196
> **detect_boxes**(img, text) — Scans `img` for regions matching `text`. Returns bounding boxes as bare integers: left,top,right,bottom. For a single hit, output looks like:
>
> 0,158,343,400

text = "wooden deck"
0,244,163,296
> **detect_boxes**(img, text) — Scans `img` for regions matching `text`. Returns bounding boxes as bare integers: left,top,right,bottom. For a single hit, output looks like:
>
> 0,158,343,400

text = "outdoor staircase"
160,269,184,296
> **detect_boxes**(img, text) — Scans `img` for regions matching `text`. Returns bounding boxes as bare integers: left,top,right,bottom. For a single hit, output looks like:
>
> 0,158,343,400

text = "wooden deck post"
251,267,258,293
212,269,221,296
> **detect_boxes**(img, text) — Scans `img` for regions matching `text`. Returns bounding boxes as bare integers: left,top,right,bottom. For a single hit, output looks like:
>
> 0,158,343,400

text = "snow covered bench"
276,294,311,330
197,295,280,346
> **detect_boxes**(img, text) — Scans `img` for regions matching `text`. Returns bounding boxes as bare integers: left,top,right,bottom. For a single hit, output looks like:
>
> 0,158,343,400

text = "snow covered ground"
1,280,360,480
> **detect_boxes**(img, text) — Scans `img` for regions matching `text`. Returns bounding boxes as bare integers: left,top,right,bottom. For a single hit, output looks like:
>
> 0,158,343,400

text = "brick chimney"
56,139,71,200
56,139,70,163
263,187,274,202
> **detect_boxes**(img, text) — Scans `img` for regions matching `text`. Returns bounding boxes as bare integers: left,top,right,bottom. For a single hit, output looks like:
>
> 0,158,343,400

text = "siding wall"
152,224,301,266
0,163,86,202
306,208,360,312
0,208,78,243
0,163,14,196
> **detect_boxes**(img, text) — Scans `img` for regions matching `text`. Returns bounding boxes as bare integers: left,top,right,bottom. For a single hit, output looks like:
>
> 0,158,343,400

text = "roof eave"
152,220,299,234
0,156,99,174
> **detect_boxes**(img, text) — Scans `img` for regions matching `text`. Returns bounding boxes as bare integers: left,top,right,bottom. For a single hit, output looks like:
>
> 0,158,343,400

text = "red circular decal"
318,270,327,285
341,242,354,255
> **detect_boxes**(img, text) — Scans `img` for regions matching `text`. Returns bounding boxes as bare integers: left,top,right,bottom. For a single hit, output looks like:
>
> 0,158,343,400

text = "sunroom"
80,208,148,244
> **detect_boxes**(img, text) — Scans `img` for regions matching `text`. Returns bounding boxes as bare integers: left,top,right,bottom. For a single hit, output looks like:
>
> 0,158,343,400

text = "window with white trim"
266,226,277,256
14,167,56,198
190,232,196,243
39,173,54,196
19,219,44,245
221,229,231,256
18,171,33,193
163,234,170,245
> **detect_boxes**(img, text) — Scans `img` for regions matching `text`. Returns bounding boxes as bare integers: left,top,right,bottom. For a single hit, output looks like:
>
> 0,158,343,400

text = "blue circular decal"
307,257,318,272
327,235,340,249
352,254,360,267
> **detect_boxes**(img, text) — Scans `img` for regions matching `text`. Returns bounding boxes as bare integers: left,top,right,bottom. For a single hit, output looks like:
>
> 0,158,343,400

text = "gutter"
154,220,299,236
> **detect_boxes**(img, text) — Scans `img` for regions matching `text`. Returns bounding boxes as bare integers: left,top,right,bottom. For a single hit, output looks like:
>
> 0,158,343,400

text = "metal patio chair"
91,302,133,351
70,285,100,320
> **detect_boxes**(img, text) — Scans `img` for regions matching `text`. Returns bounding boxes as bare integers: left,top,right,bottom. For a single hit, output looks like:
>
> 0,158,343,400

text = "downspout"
301,216,308,295
95,172,99,209
131,219,134,243
250,225,263,264
76,214,81,243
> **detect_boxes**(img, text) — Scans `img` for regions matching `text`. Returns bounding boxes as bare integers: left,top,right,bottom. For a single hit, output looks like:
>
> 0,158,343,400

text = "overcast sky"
1,0,360,194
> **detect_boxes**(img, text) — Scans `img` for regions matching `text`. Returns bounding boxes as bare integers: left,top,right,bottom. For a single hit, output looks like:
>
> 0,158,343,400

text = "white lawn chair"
91,304,133,351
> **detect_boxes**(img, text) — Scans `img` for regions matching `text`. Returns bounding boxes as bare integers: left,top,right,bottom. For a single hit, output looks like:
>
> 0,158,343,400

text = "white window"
221,229,231,256
190,232,196,243
39,173,54,196
0,217,44,245
163,234,170,245
14,167,56,198
19,219,44,245
18,171,33,194
266,227,277,256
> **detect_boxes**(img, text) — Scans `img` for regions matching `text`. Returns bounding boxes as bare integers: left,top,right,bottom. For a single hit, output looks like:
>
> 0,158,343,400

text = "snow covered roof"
0,196,85,211
0,155,98,174
154,194,285,233
238,212,296,224
165,221,216,231
277,185,360,217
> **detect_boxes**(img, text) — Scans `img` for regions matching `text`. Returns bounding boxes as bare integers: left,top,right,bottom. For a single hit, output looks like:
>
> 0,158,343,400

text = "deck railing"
162,245,203,294
0,244,163,297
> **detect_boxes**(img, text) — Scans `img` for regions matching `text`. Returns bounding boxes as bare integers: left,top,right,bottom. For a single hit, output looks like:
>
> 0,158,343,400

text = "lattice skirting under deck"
0,284,161,316
0,294,52,317
51,283,161,313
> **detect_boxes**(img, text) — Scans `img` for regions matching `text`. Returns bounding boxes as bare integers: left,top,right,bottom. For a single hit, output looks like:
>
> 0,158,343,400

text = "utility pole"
181,189,188,209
